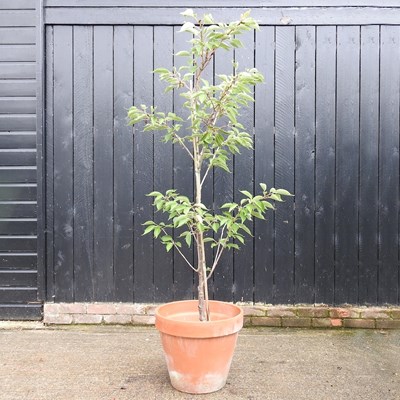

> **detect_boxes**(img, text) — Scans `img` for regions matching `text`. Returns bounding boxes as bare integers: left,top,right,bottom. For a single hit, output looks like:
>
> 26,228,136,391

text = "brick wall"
43,303,400,329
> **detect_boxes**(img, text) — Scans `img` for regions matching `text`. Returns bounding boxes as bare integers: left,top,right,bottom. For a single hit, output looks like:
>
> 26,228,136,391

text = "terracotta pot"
155,300,243,394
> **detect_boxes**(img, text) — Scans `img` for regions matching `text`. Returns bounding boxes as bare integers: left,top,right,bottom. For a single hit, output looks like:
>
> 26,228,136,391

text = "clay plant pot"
155,299,243,394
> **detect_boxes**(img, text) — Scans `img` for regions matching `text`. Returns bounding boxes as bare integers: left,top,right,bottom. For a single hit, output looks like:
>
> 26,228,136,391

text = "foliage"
128,9,292,320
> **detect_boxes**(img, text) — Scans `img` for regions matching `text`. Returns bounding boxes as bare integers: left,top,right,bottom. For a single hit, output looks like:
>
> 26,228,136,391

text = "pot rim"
155,300,243,339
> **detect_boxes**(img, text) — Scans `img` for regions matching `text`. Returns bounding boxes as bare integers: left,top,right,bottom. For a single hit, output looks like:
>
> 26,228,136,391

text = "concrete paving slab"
0,325,399,400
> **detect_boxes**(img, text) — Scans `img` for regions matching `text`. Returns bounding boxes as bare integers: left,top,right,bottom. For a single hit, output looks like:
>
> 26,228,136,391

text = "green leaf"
240,190,253,199
166,242,173,252
185,234,192,247
153,68,170,74
259,183,267,192
147,191,162,197
154,227,161,238
179,22,198,35
175,51,191,57
181,8,195,18
274,188,293,196
143,225,155,235
269,193,283,202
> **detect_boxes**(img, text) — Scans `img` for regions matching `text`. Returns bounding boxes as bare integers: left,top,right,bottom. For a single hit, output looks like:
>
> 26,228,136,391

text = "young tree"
128,9,292,321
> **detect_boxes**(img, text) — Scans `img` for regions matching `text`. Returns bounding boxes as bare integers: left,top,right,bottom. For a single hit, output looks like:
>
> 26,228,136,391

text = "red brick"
44,314,73,325
390,309,400,319
44,303,87,315
330,308,359,319
87,303,116,315
330,319,343,327
115,303,145,315
131,315,155,325
282,318,311,328
242,306,266,317
359,308,390,319
251,317,281,327
104,315,132,325
73,314,103,324
243,317,252,327
267,307,296,318
376,320,400,329
312,318,342,328
343,319,375,329
144,305,158,316
297,307,329,318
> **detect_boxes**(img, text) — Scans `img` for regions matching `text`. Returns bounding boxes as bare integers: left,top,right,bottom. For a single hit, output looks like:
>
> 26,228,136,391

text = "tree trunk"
194,160,209,321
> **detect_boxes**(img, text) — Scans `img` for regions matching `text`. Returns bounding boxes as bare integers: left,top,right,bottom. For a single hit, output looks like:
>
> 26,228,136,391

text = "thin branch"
200,149,219,187
206,225,226,280
173,133,194,160
160,228,197,272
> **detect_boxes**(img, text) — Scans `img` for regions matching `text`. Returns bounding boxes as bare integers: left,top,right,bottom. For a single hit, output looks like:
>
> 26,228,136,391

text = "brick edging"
43,303,400,329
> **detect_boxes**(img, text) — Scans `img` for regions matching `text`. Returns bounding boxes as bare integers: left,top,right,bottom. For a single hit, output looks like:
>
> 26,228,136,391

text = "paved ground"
0,324,399,400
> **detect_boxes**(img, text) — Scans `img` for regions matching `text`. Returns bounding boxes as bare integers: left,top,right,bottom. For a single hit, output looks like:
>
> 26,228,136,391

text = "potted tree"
128,9,292,394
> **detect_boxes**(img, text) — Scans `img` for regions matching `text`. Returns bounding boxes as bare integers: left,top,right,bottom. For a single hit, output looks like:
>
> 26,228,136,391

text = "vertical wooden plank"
233,29,255,303
274,26,295,304
173,27,193,300
335,25,360,305
315,26,336,304
52,25,73,302
254,26,275,304
93,26,114,301
113,26,134,302
213,48,234,302
294,26,316,303
36,0,46,301
153,26,173,302
359,25,379,304
45,25,54,301
133,26,154,302
379,26,400,304
73,26,94,302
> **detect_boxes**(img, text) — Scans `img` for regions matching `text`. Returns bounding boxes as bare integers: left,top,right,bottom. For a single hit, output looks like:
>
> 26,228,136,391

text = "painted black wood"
233,29,255,303
0,28,35,44
52,25,74,302
133,26,154,302
274,26,295,304
0,133,36,148
359,25,379,304
0,64,36,79
379,26,400,305
0,253,36,269
0,305,41,320
254,26,275,304
172,27,194,300
335,26,360,305
44,0,400,7
73,26,94,302
212,47,234,302
153,26,174,303
44,7,400,26
113,26,134,302
0,270,37,287
0,202,37,218
314,26,336,304
93,25,114,301
294,26,316,304
40,4,400,307
0,46,35,61
0,168,36,183
0,220,36,235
